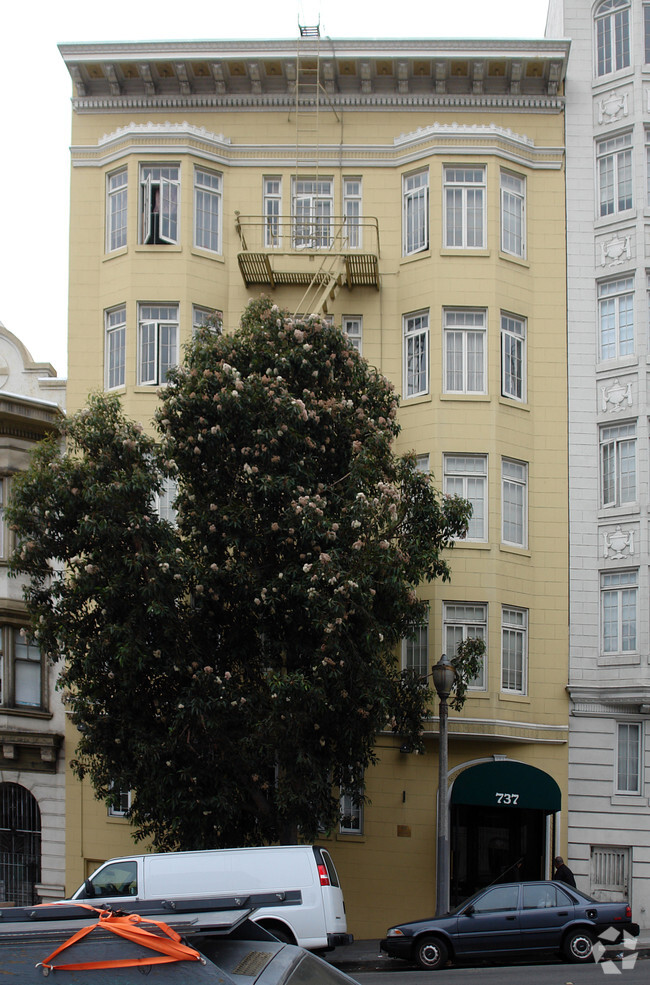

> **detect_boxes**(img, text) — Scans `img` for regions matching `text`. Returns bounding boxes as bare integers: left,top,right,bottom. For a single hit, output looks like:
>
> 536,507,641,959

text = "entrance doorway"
0,782,41,906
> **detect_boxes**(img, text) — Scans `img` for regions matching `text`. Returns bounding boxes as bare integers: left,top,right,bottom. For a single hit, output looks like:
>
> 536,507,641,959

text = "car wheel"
415,935,449,971
563,928,595,962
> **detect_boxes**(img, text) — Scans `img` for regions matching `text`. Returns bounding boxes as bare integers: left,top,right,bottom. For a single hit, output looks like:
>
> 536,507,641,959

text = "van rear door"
313,847,351,945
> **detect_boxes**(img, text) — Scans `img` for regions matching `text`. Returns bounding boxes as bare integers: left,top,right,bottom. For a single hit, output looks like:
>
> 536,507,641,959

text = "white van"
68,844,352,951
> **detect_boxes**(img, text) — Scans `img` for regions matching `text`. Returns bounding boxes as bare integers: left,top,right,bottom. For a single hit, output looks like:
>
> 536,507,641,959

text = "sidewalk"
325,931,650,974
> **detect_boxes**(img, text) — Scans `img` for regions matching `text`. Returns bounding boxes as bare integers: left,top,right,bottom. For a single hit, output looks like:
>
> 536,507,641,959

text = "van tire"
259,922,295,945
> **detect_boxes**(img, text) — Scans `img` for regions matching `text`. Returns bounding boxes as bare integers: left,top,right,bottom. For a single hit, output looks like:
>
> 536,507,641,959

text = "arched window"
0,783,41,905
595,0,631,77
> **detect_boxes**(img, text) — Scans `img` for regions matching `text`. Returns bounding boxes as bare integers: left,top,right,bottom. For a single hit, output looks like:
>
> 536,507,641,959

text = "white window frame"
645,4,650,64
444,166,486,249
415,454,430,473
443,602,487,690
192,305,222,335
403,310,429,398
339,788,363,834
0,627,44,709
105,305,126,391
154,476,178,528
601,569,638,654
342,315,362,354
106,168,128,253
443,309,487,394
616,722,642,794
0,476,8,561
139,165,180,245
193,167,222,254
264,177,282,248
595,0,631,77
599,277,634,360
502,458,528,549
597,133,633,218
137,304,179,386
292,178,333,249
591,845,630,895
402,170,429,256
402,621,428,678
501,313,526,402
443,454,487,542
600,421,636,508
500,171,526,258
343,178,362,249
108,785,132,818
501,606,527,695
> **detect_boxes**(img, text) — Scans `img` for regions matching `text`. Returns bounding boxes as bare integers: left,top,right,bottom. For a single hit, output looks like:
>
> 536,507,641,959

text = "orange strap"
37,908,205,973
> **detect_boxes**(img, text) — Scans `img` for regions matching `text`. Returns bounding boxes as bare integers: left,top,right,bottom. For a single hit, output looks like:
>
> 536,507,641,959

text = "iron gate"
0,783,41,905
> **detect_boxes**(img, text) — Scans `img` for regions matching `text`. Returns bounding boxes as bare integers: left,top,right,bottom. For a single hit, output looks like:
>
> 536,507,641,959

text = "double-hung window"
137,304,179,386
292,179,333,248
597,134,632,217
599,278,634,360
403,311,429,398
595,0,630,77
402,170,429,256
501,606,527,694
264,178,282,247
444,603,487,689
443,455,487,541
0,628,44,709
616,722,642,793
154,476,178,527
501,313,526,401
600,422,636,507
108,786,132,818
444,309,486,394
343,178,362,249
646,4,650,64
402,621,428,678
444,167,486,249
601,570,637,654
502,459,528,548
342,316,362,354
106,169,128,252
194,167,221,253
192,305,222,335
105,305,126,390
0,477,8,561
339,789,363,834
500,172,525,258
140,166,180,244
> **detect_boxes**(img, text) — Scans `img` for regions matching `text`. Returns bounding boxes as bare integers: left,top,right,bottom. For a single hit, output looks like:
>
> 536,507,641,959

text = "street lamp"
432,653,455,917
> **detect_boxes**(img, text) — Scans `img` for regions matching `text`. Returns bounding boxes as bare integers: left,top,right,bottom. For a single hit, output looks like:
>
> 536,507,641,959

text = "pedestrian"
553,855,576,887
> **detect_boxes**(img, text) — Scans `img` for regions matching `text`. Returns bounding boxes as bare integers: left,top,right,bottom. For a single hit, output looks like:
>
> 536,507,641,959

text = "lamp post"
432,653,455,917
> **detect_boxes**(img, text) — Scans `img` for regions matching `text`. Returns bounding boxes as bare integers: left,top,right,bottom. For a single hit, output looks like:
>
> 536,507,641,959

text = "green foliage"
9,299,472,851
449,637,487,712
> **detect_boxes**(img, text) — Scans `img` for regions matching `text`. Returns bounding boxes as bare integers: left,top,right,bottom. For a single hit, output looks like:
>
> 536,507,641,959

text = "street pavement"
325,930,650,974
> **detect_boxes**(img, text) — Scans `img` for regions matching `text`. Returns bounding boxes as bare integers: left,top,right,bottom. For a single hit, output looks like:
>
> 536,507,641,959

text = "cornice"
569,683,650,716
71,119,564,172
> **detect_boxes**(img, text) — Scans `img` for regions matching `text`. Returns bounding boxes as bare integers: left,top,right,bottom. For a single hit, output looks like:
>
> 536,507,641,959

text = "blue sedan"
380,880,640,970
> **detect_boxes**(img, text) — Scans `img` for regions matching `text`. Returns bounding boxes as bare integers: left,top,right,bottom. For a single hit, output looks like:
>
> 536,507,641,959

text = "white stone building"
547,0,650,927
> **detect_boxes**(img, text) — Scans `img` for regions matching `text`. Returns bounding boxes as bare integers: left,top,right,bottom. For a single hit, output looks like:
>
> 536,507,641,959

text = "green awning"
450,761,561,814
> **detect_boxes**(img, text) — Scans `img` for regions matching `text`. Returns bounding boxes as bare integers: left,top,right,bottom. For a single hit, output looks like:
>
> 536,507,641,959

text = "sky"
0,0,552,378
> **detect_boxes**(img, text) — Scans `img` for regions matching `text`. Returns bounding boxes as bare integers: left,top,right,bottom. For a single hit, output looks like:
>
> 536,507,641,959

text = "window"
106,169,128,252
646,4,650,63
0,476,9,560
403,170,429,256
444,167,486,249
0,628,44,709
443,455,487,541
502,459,528,548
599,278,634,360
443,309,486,394
339,788,363,834
415,454,430,473
617,722,641,792
343,178,362,249
105,305,126,390
601,570,637,653
108,786,132,818
192,305,222,334
402,621,428,677
591,846,629,895
597,133,632,218
292,179,333,248
600,422,636,507
139,166,179,244
137,304,179,386
342,316,362,354
194,167,221,253
443,603,487,689
473,886,519,913
595,0,630,77
501,606,527,694
264,177,282,247
500,172,525,258
154,476,178,527
522,884,572,909
501,314,526,401
403,311,429,398
85,860,138,898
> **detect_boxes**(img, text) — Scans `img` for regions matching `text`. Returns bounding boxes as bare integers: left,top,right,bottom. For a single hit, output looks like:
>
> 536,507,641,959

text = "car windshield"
278,953,357,985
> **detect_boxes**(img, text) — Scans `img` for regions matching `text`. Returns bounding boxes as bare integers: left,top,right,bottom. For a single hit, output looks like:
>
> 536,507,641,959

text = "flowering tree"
9,299,474,850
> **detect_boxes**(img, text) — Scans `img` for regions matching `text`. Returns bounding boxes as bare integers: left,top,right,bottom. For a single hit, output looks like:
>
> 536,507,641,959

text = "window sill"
439,248,490,258
499,544,531,559
336,833,366,843
498,692,530,704
440,393,490,402
498,252,529,269
103,247,128,262
401,392,431,406
498,396,529,412
452,540,491,550
596,355,638,374
134,245,182,254
400,250,431,264
597,505,640,520
610,794,648,807
592,67,635,90
594,210,636,230
0,706,53,720
597,652,640,667
191,247,225,263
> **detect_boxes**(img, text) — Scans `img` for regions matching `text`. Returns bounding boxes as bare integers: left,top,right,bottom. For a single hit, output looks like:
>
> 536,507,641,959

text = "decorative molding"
395,120,534,148
602,524,634,559
98,120,231,148
597,89,628,125
599,232,631,267
601,378,633,413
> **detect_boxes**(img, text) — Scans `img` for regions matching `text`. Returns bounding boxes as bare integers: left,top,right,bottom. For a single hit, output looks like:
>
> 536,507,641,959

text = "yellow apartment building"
59,34,570,938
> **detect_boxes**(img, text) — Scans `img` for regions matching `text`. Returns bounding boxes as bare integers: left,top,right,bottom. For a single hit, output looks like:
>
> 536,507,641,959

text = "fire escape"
236,22,380,316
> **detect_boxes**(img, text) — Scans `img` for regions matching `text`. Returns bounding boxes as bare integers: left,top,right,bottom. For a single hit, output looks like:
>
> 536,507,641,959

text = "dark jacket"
554,863,576,887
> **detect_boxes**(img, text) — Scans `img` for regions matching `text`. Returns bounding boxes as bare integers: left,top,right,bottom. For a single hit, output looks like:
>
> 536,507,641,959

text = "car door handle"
558,911,568,916
506,916,517,921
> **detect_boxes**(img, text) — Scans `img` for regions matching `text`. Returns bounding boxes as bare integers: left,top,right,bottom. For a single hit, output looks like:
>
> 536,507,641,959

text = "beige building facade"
60,35,570,938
